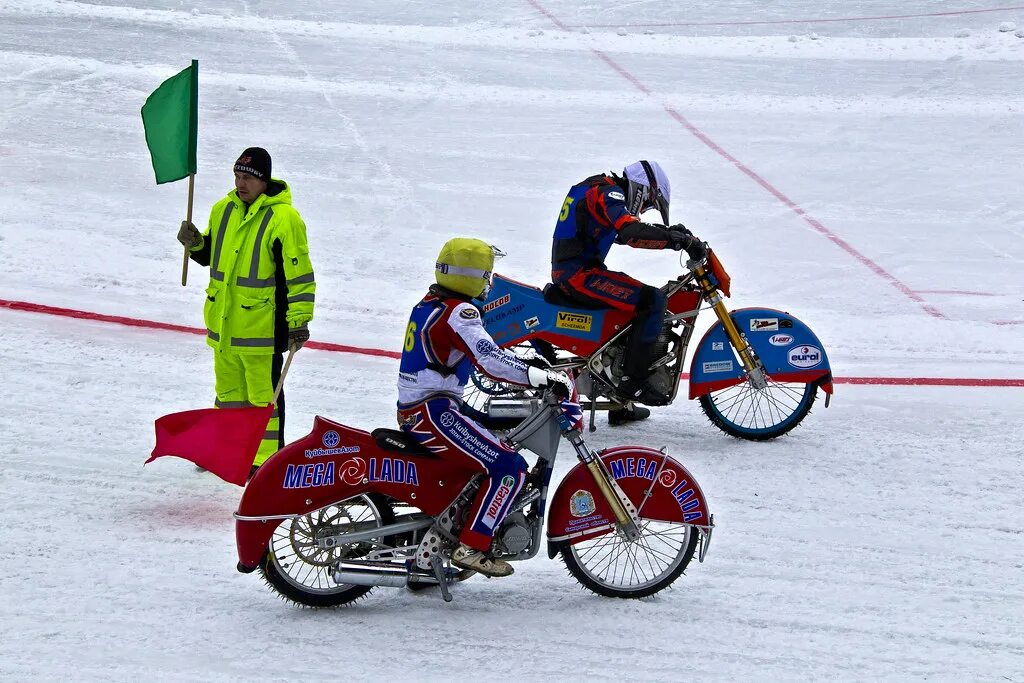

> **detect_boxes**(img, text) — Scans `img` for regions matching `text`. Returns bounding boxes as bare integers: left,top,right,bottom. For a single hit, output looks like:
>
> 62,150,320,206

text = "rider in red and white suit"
397,237,570,578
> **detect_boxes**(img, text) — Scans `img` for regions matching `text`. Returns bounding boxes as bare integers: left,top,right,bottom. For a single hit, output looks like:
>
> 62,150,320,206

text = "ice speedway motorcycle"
468,242,834,438
234,381,713,606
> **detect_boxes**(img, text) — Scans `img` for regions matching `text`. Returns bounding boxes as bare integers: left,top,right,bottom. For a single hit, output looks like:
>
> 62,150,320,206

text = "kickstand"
588,400,597,433
431,558,454,603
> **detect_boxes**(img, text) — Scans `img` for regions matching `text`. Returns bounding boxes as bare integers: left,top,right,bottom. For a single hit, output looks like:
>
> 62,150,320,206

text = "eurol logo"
769,334,794,347
788,345,822,369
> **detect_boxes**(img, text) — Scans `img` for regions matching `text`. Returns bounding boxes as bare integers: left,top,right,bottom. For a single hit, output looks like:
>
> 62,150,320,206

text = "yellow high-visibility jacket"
189,179,315,354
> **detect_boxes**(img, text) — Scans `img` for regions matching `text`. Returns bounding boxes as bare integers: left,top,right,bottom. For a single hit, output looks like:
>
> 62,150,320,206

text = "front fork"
694,265,768,390
564,429,641,541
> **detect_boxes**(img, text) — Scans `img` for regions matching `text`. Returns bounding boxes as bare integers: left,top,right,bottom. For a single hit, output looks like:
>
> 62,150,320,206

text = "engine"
494,511,535,555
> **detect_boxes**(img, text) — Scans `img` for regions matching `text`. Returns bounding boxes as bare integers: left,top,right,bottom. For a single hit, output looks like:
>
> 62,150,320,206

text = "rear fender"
546,446,712,557
234,416,470,570
688,307,832,399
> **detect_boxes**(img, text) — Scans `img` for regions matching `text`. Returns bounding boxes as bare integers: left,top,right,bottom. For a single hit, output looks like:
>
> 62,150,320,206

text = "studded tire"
259,494,395,608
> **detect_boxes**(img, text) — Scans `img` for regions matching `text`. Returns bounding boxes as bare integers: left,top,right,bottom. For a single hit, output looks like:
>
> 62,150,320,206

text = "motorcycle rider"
550,160,706,424
397,237,572,578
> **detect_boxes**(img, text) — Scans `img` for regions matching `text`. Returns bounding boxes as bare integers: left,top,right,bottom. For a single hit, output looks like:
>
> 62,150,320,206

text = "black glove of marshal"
666,224,708,264
288,323,310,350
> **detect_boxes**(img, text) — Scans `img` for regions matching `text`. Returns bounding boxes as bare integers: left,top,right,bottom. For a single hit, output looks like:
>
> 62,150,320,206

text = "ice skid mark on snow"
132,496,238,530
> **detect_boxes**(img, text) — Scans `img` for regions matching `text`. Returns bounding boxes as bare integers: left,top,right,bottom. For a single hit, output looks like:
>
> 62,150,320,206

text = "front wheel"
561,521,699,598
699,377,816,440
259,494,394,608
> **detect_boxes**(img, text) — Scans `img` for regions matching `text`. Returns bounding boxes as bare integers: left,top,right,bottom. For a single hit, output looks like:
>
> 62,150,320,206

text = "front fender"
689,307,832,399
546,446,713,558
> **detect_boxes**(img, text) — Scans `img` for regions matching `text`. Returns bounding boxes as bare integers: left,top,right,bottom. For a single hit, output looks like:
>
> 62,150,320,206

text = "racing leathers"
550,173,676,401
397,285,531,552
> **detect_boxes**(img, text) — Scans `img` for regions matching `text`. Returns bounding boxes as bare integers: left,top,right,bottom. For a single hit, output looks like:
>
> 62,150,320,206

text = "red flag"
147,405,274,486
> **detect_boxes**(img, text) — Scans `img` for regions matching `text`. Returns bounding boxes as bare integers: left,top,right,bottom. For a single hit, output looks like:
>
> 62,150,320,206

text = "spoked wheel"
561,521,698,599
259,494,394,607
699,376,816,440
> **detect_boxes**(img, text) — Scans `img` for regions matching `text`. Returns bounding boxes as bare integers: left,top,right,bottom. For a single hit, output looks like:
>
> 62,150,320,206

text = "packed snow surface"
1,1,1022,680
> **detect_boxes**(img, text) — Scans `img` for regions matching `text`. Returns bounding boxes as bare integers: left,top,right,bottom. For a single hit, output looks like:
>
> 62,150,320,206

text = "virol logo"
556,311,592,331
787,345,822,368
769,334,794,347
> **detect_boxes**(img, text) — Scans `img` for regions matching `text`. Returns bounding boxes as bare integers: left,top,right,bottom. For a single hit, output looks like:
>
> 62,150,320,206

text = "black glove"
288,323,310,350
177,221,203,249
666,224,693,250
668,226,708,265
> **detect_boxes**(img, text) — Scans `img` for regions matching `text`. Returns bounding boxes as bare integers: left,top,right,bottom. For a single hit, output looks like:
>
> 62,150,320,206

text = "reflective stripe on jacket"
199,179,315,354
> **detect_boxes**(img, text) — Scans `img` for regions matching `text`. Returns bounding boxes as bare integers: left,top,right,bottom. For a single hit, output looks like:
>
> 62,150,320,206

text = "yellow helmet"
435,237,496,298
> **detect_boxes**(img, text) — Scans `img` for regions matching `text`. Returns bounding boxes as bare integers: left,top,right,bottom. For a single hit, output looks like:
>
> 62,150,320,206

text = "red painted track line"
0,299,402,359
4,298,1020,387
525,0,948,321
563,5,1024,28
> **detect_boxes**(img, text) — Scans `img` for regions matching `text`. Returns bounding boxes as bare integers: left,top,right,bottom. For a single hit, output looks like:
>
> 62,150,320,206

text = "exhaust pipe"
332,561,439,588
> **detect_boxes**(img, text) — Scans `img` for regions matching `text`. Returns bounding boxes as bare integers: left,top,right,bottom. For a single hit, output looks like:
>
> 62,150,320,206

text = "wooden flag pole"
272,346,298,405
181,173,195,287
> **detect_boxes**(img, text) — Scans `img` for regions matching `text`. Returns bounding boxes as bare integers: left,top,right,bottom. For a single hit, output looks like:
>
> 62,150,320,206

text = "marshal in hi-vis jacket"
189,179,315,354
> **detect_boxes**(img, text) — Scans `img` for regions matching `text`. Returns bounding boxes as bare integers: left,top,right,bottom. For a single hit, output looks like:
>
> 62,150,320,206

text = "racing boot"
451,544,514,578
616,375,672,407
609,403,651,426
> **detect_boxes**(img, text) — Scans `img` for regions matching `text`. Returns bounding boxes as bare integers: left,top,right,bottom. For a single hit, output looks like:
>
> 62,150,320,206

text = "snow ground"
0,1,1022,680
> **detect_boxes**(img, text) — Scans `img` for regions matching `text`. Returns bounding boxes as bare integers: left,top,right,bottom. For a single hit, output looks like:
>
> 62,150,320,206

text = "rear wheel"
561,521,698,598
259,494,394,607
699,377,816,440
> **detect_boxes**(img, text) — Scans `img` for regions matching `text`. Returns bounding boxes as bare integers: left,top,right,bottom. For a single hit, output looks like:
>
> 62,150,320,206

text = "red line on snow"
526,0,949,321
0,299,402,360
563,5,1024,28
4,298,1020,387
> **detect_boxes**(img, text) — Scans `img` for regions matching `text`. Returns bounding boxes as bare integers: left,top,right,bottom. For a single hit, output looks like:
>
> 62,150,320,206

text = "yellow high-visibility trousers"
213,349,283,467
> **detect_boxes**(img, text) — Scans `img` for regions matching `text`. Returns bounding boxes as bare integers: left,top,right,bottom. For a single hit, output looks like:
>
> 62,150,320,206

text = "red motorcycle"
234,383,713,606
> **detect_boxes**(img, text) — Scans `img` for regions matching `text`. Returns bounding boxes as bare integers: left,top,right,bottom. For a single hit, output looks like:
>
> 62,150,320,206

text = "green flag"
141,60,198,184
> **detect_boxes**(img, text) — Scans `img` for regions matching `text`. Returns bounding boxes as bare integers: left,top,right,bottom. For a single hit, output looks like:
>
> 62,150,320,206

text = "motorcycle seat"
370,428,435,457
541,283,606,310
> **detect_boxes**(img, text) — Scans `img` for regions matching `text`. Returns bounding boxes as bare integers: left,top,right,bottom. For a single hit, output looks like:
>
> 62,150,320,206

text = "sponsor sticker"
787,345,822,369
750,318,779,332
779,319,793,329
482,294,510,313
459,307,480,320
702,360,734,373
524,316,540,329
556,311,592,331
483,474,517,526
769,334,794,347
570,490,597,517
712,341,724,351
608,191,625,201
304,430,361,458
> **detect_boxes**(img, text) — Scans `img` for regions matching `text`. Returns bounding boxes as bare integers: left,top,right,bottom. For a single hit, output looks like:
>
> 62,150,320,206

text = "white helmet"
623,160,671,224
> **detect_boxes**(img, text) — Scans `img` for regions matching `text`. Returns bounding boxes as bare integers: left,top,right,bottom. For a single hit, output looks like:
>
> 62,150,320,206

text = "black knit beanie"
234,147,271,181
